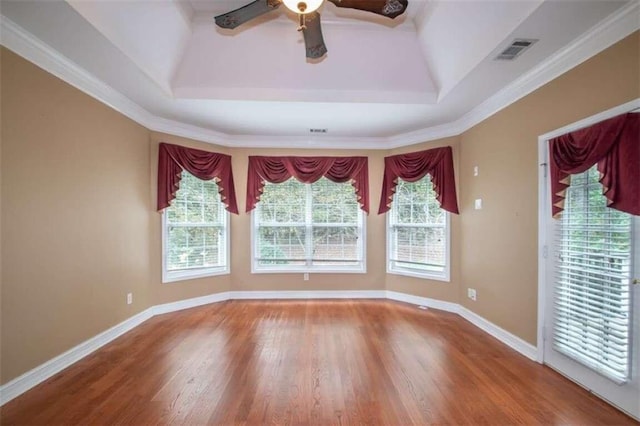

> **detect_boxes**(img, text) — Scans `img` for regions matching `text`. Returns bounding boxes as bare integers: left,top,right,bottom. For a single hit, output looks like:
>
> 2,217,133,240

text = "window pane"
167,226,221,271
393,226,445,271
312,178,358,224
165,172,227,276
394,178,443,225
257,226,307,265
255,176,364,271
389,176,448,277
554,165,632,383
259,179,306,223
312,226,359,264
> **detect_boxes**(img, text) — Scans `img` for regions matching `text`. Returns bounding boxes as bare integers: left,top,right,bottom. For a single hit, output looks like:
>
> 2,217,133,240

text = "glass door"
543,164,639,420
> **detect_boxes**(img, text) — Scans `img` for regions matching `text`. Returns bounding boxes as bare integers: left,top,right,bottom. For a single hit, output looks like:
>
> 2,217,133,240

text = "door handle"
634,278,639,285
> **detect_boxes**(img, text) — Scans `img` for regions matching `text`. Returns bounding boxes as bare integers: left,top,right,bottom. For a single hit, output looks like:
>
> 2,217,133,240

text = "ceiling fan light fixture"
282,0,324,14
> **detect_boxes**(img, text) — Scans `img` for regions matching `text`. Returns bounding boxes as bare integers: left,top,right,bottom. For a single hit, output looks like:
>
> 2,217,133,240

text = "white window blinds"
388,177,449,279
254,177,364,272
553,165,632,383
163,171,228,281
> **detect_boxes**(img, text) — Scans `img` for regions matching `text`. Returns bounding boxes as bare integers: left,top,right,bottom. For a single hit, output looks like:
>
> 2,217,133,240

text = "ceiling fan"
214,0,408,59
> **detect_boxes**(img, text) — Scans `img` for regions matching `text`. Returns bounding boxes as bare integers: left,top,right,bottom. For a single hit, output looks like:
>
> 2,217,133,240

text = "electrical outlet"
473,166,479,176
304,273,309,281
127,293,133,305
467,288,477,301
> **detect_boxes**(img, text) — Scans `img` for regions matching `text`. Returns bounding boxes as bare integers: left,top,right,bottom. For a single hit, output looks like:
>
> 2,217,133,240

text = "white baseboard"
458,307,538,361
230,290,387,300
153,291,231,315
385,290,459,313
0,289,539,406
0,307,153,406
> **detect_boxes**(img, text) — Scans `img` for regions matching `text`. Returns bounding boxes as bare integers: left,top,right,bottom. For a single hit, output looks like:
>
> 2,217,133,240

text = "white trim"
409,0,640,150
152,291,232,315
536,98,640,365
1,3,638,149
229,290,386,300
162,268,230,283
0,308,154,406
539,99,640,142
0,16,158,131
385,290,459,313
0,289,542,406
537,132,549,364
458,307,538,361
385,291,538,361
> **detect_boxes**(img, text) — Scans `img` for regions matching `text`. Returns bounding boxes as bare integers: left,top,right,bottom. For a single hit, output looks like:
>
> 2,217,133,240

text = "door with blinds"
543,164,639,420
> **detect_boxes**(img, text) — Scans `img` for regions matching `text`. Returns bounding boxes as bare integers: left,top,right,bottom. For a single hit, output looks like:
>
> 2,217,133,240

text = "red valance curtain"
379,146,459,214
549,112,639,218
246,156,369,213
157,142,238,214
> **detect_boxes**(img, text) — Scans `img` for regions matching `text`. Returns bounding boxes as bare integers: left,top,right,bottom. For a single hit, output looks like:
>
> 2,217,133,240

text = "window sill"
387,268,450,282
163,268,229,284
252,266,366,274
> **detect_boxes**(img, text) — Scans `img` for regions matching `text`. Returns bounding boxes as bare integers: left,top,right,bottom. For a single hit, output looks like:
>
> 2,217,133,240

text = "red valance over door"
549,112,639,218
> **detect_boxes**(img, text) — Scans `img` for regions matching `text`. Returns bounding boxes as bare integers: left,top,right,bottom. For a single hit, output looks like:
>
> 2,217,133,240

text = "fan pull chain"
297,14,306,31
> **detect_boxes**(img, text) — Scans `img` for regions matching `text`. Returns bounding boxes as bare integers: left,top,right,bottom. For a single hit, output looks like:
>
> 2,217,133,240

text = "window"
253,177,365,272
553,165,632,383
387,177,450,280
162,171,229,282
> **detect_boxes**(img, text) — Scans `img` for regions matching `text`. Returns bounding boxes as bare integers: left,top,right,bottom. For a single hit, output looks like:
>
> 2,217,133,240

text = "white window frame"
386,179,451,282
161,178,230,284
251,180,366,274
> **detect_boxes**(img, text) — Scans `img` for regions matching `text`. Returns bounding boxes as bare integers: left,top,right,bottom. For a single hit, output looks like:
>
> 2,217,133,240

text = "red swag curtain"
157,142,238,214
379,147,459,215
549,112,639,218
246,156,369,213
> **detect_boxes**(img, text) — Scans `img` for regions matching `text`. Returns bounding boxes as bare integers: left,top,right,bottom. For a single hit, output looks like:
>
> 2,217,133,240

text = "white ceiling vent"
309,128,328,134
495,39,538,60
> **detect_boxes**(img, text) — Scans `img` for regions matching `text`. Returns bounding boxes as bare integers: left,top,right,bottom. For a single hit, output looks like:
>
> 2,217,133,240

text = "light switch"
475,199,483,210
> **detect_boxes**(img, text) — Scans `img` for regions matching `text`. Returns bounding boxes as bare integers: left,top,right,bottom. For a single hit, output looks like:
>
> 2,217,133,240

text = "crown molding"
2,0,638,150
386,0,640,148
437,0,640,140
0,16,157,128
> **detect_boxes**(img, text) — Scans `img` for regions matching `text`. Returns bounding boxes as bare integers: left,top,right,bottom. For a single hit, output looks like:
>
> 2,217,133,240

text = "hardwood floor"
1,300,636,425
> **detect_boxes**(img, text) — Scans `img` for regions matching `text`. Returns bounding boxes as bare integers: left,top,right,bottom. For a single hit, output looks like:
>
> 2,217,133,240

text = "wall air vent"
495,38,538,60
309,128,328,133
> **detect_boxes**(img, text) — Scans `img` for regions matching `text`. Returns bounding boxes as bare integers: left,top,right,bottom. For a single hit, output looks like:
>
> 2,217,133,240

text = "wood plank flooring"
1,300,637,425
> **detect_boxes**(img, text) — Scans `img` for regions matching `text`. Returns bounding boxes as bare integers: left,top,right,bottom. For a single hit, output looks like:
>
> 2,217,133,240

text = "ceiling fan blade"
302,12,328,59
327,0,408,19
215,0,281,29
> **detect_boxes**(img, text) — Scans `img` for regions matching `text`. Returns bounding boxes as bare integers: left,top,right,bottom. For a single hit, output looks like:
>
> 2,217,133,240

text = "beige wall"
457,32,640,344
1,48,152,383
1,32,638,385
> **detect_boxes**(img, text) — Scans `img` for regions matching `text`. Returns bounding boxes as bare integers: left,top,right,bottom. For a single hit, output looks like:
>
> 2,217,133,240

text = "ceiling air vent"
495,39,538,61
310,128,328,134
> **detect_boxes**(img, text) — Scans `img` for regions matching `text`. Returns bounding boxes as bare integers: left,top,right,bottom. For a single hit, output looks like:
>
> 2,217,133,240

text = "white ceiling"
1,0,638,148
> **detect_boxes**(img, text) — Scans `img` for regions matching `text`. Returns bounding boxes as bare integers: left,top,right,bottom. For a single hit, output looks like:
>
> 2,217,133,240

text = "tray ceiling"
1,0,637,148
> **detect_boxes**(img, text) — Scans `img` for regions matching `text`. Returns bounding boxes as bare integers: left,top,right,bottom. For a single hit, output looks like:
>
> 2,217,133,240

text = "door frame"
537,98,640,363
